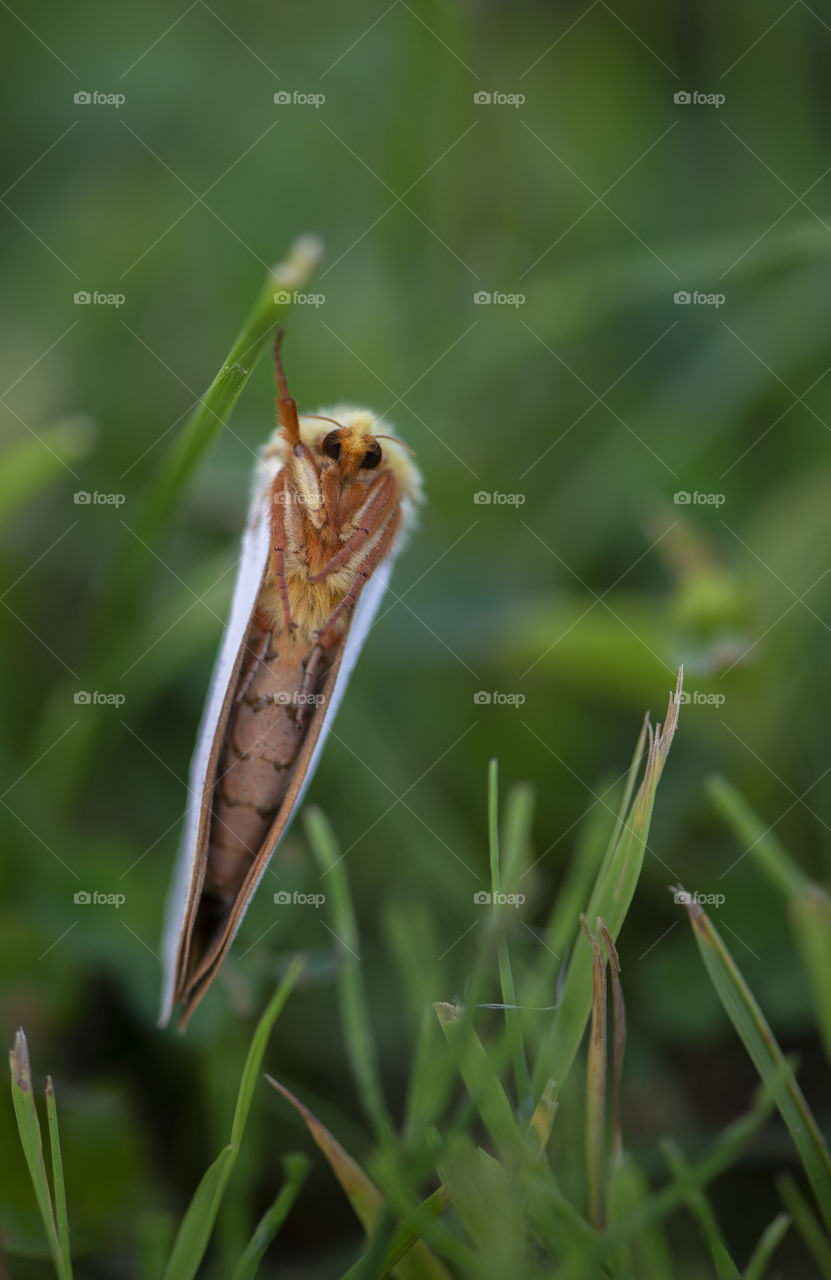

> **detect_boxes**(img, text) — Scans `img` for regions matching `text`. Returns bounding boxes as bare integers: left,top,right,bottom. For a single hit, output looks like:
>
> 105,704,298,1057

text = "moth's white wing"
158,493,270,1026
209,551,396,958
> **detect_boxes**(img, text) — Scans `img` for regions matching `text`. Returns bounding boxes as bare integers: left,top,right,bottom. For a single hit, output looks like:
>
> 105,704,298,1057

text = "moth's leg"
234,619,272,705
310,471,398,584
320,463,342,537
269,469,295,632
317,506,402,650
295,643,326,731
298,643,324,702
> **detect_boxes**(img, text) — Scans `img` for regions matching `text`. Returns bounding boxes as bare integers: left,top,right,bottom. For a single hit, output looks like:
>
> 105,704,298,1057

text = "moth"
160,331,422,1028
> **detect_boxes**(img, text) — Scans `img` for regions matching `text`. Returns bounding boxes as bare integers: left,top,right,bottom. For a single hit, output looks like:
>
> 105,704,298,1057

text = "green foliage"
3,2,831,1274
8,1032,73,1280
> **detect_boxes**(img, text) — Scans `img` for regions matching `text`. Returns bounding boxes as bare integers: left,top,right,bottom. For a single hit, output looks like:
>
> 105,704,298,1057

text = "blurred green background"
2,0,830,1273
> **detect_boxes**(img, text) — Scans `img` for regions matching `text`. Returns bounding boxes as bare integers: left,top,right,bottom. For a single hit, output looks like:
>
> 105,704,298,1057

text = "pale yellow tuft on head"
306,405,423,513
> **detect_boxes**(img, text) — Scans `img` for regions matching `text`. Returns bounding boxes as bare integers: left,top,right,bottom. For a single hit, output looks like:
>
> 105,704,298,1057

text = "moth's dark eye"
322,430,341,460
360,442,382,470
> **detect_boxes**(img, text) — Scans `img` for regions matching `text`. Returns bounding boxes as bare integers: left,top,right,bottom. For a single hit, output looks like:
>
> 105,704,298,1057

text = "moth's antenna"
303,414,346,430
376,434,417,457
274,329,301,448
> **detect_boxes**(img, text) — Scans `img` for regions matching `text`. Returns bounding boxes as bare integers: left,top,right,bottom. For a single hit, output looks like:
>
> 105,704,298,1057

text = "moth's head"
317,411,383,479
297,408,422,505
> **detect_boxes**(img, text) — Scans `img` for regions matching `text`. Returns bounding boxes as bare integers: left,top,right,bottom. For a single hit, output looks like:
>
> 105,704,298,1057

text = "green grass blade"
607,1157,673,1280
790,886,831,1069
267,1076,453,1280
531,722,649,1010
661,1139,740,1280
383,903,455,1145
533,671,683,1099
163,1146,237,1280
681,896,831,1232
777,1174,831,1278
555,1082,775,1277
433,1002,525,1164
501,781,535,890
267,1076,381,1228
599,924,625,1166
603,714,651,868
742,1211,790,1280
8,1030,67,1280
521,1176,604,1273
229,955,306,1148
338,1188,451,1280
582,919,608,1231
304,807,391,1139
487,760,531,1107
134,234,322,553
163,959,305,1280
528,1079,557,1153
39,237,323,805
109,234,323,639
439,1141,531,1276
523,771,620,1015
231,1154,311,1280
708,776,831,1064
706,775,809,897
44,1077,72,1280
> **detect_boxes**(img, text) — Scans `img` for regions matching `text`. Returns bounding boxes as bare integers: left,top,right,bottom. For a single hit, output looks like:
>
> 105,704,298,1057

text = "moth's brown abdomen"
202,628,328,900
